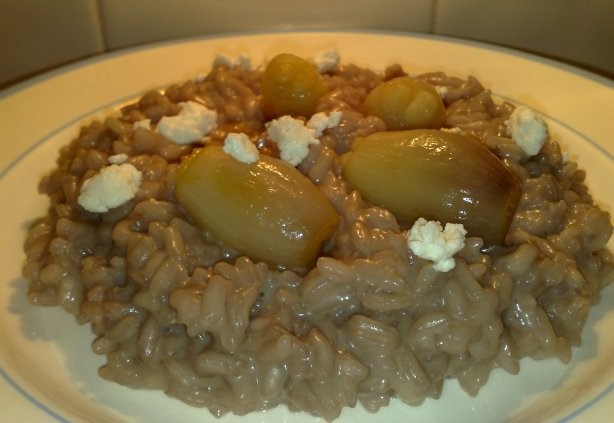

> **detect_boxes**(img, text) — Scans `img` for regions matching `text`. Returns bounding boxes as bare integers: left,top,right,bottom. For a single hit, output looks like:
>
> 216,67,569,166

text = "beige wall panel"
0,0,104,87
98,0,434,49
435,0,613,76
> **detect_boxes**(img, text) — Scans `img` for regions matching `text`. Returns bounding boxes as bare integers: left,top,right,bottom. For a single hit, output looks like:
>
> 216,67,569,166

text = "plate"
0,31,612,423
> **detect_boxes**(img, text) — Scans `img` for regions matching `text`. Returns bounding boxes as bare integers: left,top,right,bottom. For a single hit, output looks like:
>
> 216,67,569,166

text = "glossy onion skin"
363,77,444,130
261,53,327,118
175,146,339,269
340,129,522,247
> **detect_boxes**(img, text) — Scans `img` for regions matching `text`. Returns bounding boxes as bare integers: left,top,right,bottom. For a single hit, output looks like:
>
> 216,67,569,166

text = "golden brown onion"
261,53,327,118
175,145,339,269
363,77,444,130
340,129,521,246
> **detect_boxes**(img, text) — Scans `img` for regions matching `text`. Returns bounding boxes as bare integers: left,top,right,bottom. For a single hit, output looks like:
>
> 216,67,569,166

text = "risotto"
22,51,613,421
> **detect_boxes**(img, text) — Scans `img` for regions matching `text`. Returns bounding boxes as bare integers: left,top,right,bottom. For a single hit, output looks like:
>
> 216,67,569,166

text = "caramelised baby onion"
175,145,339,269
340,129,521,247
261,53,327,119
363,77,444,130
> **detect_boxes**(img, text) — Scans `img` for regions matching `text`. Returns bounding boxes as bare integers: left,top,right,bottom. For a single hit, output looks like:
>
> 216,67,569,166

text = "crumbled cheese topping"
133,118,151,131
435,86,449,98
157,101,217,144
266,116,320,166
223,133,259,164
506,106,548,156
212,53,252,71
192,73,206,83
77,164,142,213
312,50,340,73
306,111,342,137
407,218,467,272
107,153,129,165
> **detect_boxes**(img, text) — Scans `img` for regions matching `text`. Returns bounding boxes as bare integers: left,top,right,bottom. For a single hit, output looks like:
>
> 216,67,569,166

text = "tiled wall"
1,0,612,88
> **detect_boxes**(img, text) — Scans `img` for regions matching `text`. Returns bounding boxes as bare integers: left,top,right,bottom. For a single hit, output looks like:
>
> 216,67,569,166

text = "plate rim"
1,30,612,423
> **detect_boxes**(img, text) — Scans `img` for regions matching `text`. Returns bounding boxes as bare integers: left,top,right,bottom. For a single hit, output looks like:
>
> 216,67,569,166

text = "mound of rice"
22,54,613,421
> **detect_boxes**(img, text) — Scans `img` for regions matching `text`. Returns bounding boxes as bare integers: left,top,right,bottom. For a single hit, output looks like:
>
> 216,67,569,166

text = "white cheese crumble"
212,53,252,71
107,153,129,165
441,127,462,134
77,164,142,213
266,116,320,166
506,106,548,156
157,101,217,144
223,133,259,164
435,85,449,98
133,118,151,131
306,111,343,137
192,73,206,83
312,50,340,73
407,218,467,272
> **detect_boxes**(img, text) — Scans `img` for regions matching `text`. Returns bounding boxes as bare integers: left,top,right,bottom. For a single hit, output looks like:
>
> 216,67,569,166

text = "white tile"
99,0,434,50
434,0,613,76
0,0,104,87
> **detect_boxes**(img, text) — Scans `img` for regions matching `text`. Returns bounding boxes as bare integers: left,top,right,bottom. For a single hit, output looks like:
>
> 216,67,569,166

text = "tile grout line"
94,0,109,53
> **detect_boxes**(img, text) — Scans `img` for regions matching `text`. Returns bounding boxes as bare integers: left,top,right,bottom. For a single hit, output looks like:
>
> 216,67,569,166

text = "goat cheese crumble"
107,153,129,165
157,101,217,144
441,127,462,134
435,85,449,98
266,112,342,166
133,118,151,131
223,133,259,164
266,116,319,166
506,106,548,156
213,53,252,71
312,50,340,73
407,218,467,272
77,163,142,213
307,111,343,137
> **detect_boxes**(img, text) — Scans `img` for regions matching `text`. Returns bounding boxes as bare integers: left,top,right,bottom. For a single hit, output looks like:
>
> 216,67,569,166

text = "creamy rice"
22,55,614,421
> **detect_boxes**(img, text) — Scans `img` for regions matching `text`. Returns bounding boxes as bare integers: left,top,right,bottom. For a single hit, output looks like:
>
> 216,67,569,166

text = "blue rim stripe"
493,93,613,161
1,77,611,422
0,366,68,422
0,91,142,180
558,383,614,422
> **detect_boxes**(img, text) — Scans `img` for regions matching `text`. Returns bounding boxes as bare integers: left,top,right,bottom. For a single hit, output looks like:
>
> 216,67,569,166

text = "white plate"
0,31,612,423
